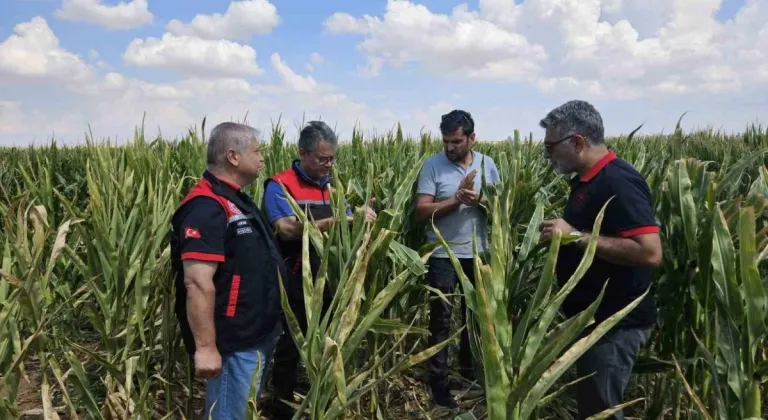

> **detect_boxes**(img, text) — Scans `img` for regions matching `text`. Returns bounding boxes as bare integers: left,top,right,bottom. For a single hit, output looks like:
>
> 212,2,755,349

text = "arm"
577,232,662,267
413,161,465,223
183,260,218,351
273,214,345,240
265,180,353,241
413,193,462,223
544,175,662,267
176,198,226,377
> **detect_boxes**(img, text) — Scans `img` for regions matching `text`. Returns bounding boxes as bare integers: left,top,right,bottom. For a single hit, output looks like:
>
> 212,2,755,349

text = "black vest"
171,171,286,355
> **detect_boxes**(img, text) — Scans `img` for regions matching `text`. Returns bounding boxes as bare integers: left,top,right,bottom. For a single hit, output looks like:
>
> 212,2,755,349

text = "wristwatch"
568,230,584,245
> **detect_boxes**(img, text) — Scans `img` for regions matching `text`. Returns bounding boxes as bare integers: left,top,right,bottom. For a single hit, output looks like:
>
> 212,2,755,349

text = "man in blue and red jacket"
262,120,376,417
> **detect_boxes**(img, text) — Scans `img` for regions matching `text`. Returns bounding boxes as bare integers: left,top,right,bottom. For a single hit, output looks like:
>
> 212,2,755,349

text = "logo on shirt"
185,227,201,239
227,201,243,216
572,190,588,211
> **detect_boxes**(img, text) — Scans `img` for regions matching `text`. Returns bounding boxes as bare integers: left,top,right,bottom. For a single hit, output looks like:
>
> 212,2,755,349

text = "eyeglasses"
314,153,335,165
543,134,576,153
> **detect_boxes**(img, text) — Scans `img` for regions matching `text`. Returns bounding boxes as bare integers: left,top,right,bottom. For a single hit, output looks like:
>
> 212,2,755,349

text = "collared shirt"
416,150,500,259
557,151,659,329
264,159,352,223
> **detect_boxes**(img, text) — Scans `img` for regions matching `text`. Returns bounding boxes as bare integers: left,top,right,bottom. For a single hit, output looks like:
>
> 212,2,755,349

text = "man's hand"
459,170,477,191
456,189,480,206
540,218,575,241
194,346,222,378
363,197,377,222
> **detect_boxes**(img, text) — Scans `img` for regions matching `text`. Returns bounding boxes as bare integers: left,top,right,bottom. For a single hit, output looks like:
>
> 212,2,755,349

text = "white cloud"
123,33,263,77
166,0,280,41
55,0,153,30
324,0,768,99
0,100,85,146
309,52,324,65
271,53,318,93
305,52,324,71
0,17,92,83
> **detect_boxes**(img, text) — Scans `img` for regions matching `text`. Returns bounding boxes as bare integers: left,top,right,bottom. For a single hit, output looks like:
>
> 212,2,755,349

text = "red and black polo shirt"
170,170,285,356
557,151,660,330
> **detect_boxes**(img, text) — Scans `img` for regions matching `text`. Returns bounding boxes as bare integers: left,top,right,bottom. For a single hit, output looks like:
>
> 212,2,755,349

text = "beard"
446,149,468,162
548,158,573,174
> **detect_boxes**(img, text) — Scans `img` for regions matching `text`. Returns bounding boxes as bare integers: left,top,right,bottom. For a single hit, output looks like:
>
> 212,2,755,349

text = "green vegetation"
0,119,766,419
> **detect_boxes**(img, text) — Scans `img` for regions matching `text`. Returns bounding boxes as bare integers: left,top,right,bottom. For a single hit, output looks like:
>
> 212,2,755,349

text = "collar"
445,150,477,167
204,170,241,191
292,159,330,187
580,150,617,182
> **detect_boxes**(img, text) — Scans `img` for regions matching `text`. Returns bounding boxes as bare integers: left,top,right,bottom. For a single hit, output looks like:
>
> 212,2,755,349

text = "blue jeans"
204,335,279,419
575,326,652,420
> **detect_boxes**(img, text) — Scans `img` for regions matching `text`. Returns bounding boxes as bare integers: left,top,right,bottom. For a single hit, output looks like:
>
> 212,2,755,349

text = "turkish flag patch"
185,227,201,239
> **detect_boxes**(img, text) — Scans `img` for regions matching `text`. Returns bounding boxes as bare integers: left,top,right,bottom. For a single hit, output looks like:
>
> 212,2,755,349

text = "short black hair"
440,109,474,137
298,120,338,152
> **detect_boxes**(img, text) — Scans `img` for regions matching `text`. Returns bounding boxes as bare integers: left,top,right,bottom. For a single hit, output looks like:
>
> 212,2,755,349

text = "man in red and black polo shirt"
170,122,285,419
262,120,376,417
539,100,662,420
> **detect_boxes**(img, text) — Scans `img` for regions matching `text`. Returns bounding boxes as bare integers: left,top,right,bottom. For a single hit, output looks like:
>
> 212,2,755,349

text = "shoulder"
423,153,444,167
475,152,498,167
270,168,294,182
178,196,226,221
419,153,445,175
603,158,652,196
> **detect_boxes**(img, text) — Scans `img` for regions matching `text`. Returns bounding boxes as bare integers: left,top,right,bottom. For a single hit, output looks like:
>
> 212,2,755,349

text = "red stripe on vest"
180,178,242,219
226,275,241,317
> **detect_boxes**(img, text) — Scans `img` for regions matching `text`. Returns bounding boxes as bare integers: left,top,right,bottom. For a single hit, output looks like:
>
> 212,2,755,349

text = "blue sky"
0,0,766,146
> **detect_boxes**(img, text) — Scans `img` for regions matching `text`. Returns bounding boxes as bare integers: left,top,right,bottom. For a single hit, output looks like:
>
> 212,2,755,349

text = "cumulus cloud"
55,0,153,30
324,0,768,99
0,17,92,83
271,53,319,93
123,33,263,77
166,0,280,41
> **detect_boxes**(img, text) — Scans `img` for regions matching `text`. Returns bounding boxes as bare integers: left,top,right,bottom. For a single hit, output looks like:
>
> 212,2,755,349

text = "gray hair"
539,100,605,145
206,122,260,167
298,121,338,152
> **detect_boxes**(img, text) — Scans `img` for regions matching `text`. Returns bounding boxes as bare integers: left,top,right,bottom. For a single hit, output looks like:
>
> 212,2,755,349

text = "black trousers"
574,326,652,419
426,256,476,388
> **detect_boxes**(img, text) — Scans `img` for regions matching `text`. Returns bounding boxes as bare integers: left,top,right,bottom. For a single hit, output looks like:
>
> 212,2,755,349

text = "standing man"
263,120,376,418
170,122,285,419
539,100,662,419
414,109,500,409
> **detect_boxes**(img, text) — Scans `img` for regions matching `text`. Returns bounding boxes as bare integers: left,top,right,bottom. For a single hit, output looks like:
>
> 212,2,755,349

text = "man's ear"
573,134,588,153
226,149,239,166
469,132,476,146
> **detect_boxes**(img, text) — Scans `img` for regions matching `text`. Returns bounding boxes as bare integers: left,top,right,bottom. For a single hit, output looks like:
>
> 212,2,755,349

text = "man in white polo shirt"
414,109,500,408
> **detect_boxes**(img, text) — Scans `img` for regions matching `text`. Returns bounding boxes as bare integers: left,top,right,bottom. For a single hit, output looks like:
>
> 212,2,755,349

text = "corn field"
0,118,766,420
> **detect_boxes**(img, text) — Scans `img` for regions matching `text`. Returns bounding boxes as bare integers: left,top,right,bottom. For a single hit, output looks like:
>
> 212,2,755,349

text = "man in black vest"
262,120,376,418
539,100,662,420
170,122,286,419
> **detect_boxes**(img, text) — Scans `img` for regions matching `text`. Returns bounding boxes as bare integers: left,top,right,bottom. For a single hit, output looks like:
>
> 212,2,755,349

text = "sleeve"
416,161,437,196
604,176,660,237
178,198,227,262
486,158,501,183
264,180,296,223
